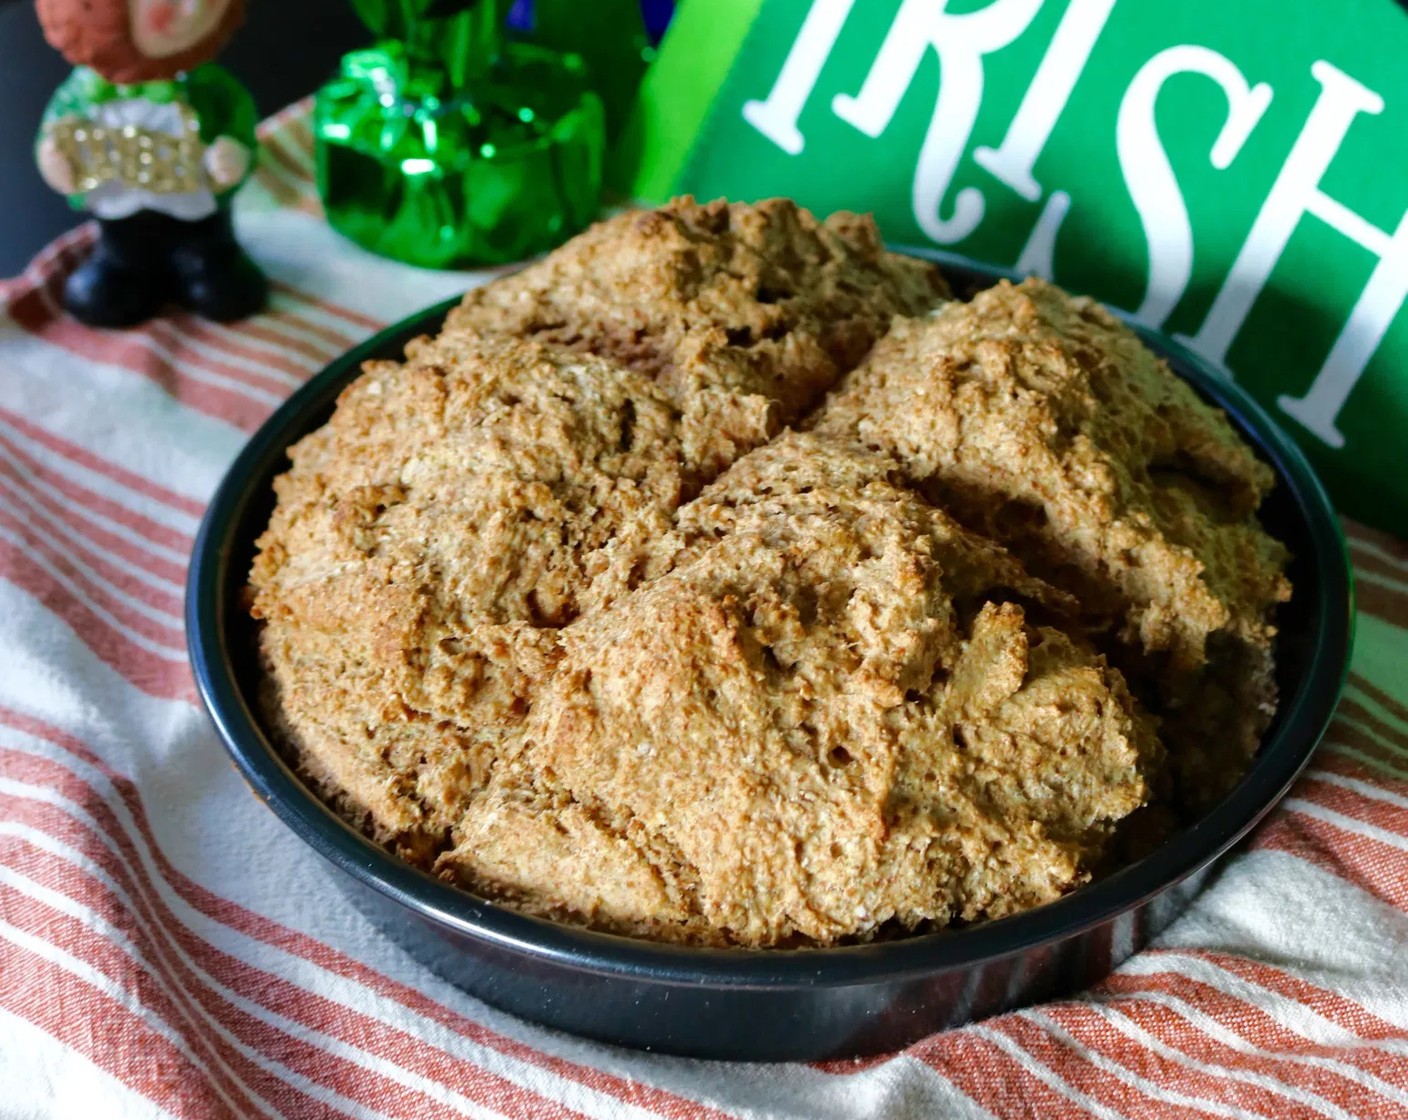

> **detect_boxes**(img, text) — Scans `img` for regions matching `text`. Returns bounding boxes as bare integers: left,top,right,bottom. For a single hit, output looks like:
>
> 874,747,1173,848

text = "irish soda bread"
809,280,1291,808
250,198,1290,947
447,197,947,477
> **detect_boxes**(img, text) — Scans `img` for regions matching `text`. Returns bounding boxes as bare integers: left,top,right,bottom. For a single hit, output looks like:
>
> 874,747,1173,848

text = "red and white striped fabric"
2,102,1407,1120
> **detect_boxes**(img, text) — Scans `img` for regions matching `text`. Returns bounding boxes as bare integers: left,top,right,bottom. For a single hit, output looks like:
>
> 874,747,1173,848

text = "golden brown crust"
447,197,948,477
437,435,1158,946
809,278,1291,806
251,204,1289,946
250,332,691,859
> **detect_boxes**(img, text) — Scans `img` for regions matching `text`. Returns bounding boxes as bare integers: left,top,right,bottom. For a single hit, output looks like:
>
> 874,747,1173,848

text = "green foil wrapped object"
316,0,604,269
513,0,653,143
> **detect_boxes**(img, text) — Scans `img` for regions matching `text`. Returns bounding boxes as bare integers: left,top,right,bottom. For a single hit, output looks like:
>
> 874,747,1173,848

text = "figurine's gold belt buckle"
51,103,205,194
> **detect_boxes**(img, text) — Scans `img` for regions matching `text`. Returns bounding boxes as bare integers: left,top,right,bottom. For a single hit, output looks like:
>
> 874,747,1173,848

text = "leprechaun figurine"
33,0,267,327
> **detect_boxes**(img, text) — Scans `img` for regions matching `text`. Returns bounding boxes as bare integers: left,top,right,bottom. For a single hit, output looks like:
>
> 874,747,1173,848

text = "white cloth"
0,100,1406,1120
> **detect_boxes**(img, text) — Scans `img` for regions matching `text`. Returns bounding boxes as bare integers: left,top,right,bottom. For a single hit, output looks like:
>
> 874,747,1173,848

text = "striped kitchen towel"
1,101,1407,1120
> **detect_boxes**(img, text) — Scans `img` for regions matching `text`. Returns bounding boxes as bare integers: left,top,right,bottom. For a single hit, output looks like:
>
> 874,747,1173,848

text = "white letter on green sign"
830,0,1044,244
974,0,1118,203
1184,61,1407,450
1117,45,1272,329
742,0,858,156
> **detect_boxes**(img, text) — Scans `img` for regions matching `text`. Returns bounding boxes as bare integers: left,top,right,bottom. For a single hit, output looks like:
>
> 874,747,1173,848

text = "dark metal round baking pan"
187,253,1354,1062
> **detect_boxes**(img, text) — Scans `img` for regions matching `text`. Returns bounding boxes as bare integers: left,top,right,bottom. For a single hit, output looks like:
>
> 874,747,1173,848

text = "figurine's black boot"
169,208,268,322
63,222,168,328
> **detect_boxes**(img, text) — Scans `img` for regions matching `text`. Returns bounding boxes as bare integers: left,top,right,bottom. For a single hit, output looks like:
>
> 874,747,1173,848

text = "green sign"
626,0,1408,534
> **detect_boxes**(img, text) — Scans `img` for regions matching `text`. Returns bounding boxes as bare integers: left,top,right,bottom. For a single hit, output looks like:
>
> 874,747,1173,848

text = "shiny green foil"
316,0,603,269
517,0,653,142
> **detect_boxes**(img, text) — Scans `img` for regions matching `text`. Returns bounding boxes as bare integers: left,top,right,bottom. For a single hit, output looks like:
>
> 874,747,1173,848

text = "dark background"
0,0,364,276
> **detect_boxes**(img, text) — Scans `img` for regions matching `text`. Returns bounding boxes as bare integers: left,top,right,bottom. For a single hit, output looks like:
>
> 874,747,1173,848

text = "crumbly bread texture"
810,278,1291,806
437,435,1159,946
250,332,691,863
446,196,948,477
251,201,1290,947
